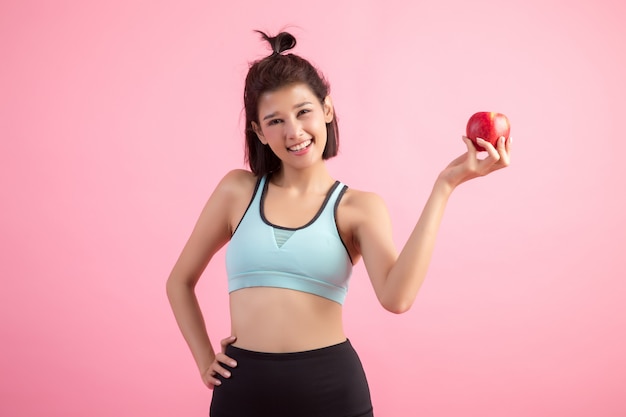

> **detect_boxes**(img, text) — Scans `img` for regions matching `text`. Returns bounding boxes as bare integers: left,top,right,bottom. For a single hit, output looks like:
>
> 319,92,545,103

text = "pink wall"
2,0,625,416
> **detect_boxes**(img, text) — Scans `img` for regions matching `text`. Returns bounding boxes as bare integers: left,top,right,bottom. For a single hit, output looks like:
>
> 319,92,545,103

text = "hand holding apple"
466,112,510,152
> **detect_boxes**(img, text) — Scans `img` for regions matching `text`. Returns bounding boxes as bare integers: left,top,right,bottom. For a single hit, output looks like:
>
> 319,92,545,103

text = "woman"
166,31,511,417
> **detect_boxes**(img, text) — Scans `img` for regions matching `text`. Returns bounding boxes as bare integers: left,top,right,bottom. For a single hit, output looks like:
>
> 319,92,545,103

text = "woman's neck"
270,163,335,194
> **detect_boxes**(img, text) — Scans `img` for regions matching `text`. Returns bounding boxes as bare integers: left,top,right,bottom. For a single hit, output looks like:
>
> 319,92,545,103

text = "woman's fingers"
486,136,511,171
461,135,478,157
202,365,225,389
218,335,238,367
476,138,501,164
220,335,237,351
203,357,235,389
212,361,233,379
202,335,239,390
440,135,512,188
500,136,512,166
216,351,237,368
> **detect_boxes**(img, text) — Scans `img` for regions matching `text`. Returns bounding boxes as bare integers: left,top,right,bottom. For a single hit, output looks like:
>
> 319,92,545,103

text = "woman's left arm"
358,136,511,313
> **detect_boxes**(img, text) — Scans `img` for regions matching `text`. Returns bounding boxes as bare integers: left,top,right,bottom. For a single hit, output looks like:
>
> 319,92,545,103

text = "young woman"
166,31,511,417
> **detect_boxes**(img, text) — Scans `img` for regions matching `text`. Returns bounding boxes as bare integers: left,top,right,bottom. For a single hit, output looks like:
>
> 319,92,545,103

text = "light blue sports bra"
225,175,353,305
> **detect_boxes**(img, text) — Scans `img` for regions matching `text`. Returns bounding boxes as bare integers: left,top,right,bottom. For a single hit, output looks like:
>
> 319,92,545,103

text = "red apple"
466,112,510,152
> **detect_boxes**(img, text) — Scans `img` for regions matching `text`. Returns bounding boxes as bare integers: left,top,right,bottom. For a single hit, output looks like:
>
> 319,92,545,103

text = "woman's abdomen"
228,287,346,353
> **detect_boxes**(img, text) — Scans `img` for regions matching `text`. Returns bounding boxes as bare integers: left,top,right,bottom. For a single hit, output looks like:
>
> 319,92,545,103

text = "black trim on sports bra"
260,177,341,231
333,185,354,265
230,175,264,237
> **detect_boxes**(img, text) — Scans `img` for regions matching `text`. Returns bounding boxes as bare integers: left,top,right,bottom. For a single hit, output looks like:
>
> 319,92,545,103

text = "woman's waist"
231,321,346,351
227,338,352,358
229,287,345,352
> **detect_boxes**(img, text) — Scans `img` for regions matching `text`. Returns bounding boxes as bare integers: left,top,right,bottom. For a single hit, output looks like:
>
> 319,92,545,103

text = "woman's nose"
285,119,303,139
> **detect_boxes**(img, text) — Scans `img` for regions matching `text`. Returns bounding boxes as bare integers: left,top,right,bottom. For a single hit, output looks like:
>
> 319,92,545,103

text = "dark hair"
243,31,339,176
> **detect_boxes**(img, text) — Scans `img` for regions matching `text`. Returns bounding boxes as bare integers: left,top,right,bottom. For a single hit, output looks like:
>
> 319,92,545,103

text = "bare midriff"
229,287,346,353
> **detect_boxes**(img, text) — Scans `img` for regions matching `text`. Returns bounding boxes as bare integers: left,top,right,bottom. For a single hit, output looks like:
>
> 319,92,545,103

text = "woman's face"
252,82,334,171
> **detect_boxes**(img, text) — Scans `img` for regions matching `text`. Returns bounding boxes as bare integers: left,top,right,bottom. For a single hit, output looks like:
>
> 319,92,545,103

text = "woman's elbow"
165,275,178,300
380,296,414,314
165,273,193,299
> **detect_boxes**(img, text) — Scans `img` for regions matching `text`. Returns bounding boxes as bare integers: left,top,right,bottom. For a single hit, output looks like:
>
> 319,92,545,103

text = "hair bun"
255,30,297,56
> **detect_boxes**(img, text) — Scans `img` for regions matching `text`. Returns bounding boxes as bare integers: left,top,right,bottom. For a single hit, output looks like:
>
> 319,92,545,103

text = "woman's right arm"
166,169,253,388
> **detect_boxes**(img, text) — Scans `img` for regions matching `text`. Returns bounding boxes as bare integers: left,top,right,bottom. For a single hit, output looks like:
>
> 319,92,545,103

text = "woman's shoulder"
212,169,259,203
340,186,389,217
217,169,258,190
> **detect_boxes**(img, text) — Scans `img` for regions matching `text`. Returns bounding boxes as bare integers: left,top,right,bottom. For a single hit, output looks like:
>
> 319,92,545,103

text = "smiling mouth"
288,139,312,152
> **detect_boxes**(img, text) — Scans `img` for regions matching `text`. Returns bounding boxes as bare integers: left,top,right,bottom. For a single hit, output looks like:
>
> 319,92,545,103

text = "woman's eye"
298,109,311,116
267,119,282,126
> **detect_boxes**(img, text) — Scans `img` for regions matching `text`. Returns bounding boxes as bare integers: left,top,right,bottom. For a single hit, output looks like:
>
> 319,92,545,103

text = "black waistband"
225,339,352,360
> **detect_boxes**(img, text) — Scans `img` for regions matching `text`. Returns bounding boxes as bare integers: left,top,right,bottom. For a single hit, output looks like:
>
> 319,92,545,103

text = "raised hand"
438,136,512,189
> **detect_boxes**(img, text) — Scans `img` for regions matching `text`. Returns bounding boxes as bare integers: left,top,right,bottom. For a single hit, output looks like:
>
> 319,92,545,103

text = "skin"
166,82,512,389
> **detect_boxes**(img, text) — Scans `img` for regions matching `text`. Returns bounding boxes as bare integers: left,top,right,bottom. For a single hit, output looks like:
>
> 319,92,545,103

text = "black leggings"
210,339,374,417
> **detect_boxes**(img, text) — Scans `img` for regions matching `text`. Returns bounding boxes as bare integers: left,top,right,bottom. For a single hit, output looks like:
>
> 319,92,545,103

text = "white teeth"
289,140,311,152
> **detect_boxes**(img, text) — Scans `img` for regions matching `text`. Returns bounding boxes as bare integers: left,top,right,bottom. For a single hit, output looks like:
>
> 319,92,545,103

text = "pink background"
2,0,625,416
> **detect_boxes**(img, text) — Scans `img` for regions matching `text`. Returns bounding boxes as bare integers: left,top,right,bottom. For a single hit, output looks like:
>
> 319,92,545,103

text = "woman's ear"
251,121,267,144
323,97,334,123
